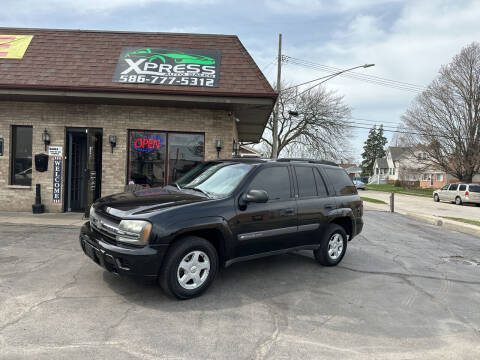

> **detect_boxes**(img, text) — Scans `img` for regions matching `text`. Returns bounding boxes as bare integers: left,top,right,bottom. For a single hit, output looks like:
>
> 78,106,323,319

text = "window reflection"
168,133,204,184
128,131,204,187
11,126,32,186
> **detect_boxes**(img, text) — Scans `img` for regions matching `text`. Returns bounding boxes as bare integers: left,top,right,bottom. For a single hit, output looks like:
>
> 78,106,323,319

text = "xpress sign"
113,47,221,87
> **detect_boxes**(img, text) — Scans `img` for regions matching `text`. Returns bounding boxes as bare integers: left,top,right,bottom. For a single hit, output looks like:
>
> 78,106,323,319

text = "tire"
314,224,347,266
159,236,218,300
434,194,439,202
455,196,463,205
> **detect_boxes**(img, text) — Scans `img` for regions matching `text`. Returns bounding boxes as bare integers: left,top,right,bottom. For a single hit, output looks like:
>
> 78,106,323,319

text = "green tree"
361,125,387,176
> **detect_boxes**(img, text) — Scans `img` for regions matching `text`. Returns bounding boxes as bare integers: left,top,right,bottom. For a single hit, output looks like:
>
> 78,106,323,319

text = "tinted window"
11,126,32,186
249,166,291,201
295,166,317,197
314,168,328,197
469,185,480,193
324,168,356,196
459,184,466,191
449,184,458,191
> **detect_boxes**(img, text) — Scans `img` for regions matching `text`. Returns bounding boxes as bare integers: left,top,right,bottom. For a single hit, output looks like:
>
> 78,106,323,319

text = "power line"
283,56,427,93
283,56,426,90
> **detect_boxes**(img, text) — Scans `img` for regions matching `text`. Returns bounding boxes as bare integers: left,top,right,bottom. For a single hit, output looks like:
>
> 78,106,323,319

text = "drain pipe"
32,184,45,214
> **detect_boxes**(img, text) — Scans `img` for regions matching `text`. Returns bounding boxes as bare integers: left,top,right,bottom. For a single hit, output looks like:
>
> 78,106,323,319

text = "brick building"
0,28,276,212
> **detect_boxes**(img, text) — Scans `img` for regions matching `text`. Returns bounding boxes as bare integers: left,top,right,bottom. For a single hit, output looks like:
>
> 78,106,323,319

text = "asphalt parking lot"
1,211,479,359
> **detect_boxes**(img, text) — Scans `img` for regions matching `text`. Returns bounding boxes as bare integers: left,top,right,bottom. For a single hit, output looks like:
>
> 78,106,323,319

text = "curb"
363,203,480,238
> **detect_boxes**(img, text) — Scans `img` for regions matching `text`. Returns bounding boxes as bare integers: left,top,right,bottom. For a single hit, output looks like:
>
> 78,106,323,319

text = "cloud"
265,0,480,157
2,0,217,15
264,0,401,15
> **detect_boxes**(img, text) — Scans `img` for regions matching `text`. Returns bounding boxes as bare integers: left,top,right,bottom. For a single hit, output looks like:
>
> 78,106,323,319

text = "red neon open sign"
134,136,164,152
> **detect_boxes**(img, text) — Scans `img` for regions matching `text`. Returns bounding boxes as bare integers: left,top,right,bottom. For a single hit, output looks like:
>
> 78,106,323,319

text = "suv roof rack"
276,158,339,166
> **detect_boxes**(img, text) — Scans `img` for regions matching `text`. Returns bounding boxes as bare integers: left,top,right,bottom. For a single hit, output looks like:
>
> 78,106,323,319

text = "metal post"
390,192,394,212
271,33,282,159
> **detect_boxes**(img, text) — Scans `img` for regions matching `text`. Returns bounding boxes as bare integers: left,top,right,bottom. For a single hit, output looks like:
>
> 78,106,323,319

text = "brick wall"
0,101,236,212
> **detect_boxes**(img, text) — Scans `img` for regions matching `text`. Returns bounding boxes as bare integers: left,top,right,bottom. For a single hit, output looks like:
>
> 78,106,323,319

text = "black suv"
80,158,363,299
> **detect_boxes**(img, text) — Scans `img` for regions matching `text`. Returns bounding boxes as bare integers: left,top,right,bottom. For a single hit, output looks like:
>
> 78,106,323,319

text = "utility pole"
271,33,282,159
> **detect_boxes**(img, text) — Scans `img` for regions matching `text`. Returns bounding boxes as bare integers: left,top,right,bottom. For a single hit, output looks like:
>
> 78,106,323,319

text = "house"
339,163,361,179
372,146,479,188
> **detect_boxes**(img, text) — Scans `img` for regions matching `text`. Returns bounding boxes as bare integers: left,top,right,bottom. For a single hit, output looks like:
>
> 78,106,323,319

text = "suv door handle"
282,208,296,216
324,204,335,209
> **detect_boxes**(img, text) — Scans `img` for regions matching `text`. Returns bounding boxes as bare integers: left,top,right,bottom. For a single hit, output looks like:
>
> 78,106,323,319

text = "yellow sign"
0,35,33,59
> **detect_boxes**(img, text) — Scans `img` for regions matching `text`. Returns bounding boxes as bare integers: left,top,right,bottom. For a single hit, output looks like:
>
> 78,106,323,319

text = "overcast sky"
3,0,480,162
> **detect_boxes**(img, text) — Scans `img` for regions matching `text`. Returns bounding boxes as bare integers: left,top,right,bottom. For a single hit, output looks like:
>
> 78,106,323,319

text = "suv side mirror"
239,189,269,207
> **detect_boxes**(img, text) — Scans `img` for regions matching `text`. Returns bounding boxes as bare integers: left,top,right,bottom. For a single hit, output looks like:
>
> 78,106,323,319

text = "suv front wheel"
159,236,218,299
314,224,348,266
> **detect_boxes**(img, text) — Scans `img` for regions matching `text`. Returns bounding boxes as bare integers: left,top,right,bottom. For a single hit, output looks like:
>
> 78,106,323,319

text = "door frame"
64,127,103,212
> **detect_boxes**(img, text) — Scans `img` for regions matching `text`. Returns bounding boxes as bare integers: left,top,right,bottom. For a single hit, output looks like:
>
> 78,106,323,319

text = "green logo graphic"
125,48,216,65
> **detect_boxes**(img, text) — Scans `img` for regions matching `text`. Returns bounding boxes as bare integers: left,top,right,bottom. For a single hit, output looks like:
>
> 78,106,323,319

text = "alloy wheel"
177,251,211,290
327,233,344,260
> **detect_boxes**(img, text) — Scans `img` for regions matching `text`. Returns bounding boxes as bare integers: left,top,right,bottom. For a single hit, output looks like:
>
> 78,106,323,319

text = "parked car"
80,158,364,299
353,180,366,190
433,183,480,206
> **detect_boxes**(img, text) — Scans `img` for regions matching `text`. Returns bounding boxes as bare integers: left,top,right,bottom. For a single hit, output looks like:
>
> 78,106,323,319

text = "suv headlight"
117,220,152,245
89,205,95,218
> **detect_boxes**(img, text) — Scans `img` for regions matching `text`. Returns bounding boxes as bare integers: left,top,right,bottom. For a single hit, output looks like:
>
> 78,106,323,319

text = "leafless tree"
258,83,352,160
401,42,480,182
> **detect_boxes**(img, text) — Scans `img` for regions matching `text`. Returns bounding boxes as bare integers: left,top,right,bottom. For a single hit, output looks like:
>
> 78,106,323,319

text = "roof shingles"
0,28,275,99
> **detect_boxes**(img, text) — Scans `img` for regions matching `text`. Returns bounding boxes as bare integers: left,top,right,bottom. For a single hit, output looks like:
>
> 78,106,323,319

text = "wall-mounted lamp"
41,128,50,151
109,135,117,153
233,140,240,156
215,139,222,158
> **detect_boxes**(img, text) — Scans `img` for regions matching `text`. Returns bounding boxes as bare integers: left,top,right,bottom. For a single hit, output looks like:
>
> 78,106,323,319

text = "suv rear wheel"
159,236,218,299
314,224,347,266
455,196,463,205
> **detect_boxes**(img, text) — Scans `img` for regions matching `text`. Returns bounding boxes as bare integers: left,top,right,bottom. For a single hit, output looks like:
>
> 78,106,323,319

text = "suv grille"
90,209,120,241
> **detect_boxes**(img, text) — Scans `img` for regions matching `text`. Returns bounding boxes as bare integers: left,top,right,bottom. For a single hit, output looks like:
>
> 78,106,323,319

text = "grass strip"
361,197,387,205
366,184,434,198
440,217,480,227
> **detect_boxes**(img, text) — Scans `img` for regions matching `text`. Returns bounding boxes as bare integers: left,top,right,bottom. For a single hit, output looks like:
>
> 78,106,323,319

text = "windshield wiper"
174,182,182,191
183,186,212,198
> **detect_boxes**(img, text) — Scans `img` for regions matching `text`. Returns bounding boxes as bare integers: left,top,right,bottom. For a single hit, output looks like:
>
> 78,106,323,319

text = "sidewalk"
0,211,85,227
363,201,480,238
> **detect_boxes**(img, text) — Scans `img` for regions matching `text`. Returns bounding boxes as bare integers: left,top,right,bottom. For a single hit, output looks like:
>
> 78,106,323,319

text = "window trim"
10,125,33,186
126,129,205,187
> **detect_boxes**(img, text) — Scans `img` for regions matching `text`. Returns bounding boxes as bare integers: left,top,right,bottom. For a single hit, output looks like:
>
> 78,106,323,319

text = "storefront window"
11,126,32,186
168,133,204,184
129,131,166,187
128,131,204,187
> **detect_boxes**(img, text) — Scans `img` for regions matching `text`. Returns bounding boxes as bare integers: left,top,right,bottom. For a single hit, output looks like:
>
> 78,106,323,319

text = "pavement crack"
338,265,480,285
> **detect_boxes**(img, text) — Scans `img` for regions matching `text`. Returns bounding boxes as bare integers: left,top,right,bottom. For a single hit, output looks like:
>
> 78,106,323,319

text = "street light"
271,63,375,159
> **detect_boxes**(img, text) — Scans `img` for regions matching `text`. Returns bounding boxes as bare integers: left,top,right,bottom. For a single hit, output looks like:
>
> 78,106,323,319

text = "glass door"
84,128,103,216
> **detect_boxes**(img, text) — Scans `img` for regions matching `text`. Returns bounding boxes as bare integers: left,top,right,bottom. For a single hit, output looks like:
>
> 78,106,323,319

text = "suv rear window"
294,166,317,197
324,168,357,196
469,185,480,193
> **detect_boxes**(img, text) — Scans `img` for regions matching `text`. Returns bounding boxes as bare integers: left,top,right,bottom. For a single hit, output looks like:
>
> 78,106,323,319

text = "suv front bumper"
79,222,168,279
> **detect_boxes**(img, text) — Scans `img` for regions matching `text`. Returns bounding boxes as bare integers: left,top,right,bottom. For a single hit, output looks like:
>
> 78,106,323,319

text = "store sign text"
134,136,164,152
113,47,221,87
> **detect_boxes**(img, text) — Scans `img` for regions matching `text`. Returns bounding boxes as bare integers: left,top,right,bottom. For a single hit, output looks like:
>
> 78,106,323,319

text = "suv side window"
314,168,328,197
449,184,458,191
324,168,357,196
294,166,317,197
248,166,291,201
459,184,466,191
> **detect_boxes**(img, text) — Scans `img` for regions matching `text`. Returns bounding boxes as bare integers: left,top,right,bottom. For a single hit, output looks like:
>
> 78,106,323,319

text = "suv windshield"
176,162,254,197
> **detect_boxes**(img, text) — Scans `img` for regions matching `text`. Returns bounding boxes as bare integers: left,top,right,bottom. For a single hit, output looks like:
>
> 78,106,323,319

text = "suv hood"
94,187,209,217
